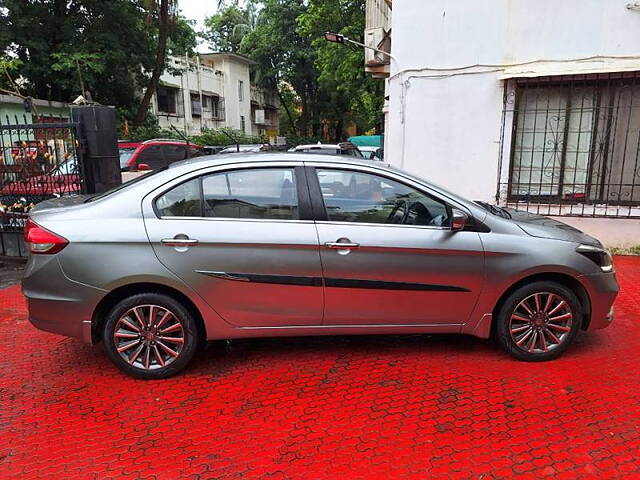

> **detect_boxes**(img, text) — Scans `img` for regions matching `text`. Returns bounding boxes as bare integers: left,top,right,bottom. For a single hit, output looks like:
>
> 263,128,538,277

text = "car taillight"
24,218,68,254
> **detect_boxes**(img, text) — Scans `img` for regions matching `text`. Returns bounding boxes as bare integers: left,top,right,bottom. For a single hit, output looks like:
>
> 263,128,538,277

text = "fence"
498,72,640,218
0,114,85,256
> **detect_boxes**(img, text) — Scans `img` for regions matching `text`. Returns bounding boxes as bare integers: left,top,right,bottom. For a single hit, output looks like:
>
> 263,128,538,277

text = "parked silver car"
22,154,619,379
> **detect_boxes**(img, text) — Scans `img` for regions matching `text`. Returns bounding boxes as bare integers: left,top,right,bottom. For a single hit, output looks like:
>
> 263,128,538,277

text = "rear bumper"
27,298,95,343
579,271,619,330
22,255,106,344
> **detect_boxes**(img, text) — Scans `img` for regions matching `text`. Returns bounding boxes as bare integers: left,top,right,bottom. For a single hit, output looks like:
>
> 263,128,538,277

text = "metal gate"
0,114,85,256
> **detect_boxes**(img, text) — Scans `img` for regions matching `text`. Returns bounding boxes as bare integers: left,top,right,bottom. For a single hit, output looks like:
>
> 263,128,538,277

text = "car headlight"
576,244,613,272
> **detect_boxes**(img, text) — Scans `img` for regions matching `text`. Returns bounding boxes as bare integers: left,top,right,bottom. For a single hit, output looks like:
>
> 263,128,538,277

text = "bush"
190,127,264,146
117,115,266,146
284,135,323,148
117,113,183,143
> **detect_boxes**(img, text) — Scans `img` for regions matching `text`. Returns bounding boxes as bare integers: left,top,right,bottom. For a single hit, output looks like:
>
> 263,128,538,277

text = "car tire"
496,281,582,361
103,293,200,379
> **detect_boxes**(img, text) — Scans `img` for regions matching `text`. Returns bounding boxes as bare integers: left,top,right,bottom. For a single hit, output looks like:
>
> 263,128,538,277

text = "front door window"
317,169,450,227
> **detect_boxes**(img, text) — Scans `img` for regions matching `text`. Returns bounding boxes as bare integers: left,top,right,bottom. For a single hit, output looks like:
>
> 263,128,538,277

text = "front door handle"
325,241,360,249
161,237,199,247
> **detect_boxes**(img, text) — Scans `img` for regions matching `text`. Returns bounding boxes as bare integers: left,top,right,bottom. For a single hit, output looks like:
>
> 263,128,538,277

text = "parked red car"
119,139,204,172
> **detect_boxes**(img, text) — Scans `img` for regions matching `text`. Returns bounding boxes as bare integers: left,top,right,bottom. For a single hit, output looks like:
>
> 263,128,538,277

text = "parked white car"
290,142,363,158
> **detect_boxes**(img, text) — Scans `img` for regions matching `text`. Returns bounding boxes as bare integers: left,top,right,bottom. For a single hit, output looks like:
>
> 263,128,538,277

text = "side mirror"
137,163,151,171
451,209,468,231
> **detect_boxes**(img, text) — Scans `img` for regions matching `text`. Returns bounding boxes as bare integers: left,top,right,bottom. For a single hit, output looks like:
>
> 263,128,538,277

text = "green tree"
298,0,384,136
240,0,320,137
134,0,180,125
203,1,255,53
223,0,384,140
50,52,105,98
0,0,196,123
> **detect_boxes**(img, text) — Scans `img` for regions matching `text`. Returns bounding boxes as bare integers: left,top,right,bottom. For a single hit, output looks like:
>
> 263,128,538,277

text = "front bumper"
579,271,619,330
22,254,106,344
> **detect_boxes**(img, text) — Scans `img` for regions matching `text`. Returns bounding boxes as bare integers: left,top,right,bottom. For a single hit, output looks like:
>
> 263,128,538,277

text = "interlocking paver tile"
1,256,640,478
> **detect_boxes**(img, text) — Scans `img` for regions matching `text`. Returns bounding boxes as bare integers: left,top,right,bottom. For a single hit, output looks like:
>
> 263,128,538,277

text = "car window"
188,146,203,157
163,145,187,163
341,149,363,158
202,168,299,220
316,169,450,227
119,147,137,168
155,178,201,217
137,145,166,169
297,147,340,155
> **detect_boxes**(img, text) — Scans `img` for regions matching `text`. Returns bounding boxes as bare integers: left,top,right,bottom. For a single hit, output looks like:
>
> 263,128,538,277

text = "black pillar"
71,106,121,194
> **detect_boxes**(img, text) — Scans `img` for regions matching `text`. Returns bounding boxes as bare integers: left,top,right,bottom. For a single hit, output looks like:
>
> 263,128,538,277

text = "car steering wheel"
387,199,410,224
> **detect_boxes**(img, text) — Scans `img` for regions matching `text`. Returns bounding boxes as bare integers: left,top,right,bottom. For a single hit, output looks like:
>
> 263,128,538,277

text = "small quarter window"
156,178,201,217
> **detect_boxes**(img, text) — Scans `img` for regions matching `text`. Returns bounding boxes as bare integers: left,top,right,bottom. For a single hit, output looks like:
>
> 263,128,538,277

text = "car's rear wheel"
103,293,200,379
496,281,582,361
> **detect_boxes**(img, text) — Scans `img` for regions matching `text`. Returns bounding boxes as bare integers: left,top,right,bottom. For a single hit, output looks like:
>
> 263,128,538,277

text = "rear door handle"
161,238,199,247
325,241,360,249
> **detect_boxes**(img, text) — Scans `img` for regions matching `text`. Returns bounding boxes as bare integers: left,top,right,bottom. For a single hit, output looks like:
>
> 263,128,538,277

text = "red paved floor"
0,257,639,479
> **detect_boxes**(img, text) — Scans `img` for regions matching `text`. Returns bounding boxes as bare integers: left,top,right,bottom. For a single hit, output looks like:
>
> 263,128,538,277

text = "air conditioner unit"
365,27,390,66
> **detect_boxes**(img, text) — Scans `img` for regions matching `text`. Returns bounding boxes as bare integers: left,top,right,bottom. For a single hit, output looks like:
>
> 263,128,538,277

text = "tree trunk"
134,0,171,126
276,86,298,136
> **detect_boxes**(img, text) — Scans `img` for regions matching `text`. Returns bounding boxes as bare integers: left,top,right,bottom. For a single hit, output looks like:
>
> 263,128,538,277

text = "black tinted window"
316,169,450,226
156,178,201,217
137,146,166,169
202,168,298,220
163,145,187,163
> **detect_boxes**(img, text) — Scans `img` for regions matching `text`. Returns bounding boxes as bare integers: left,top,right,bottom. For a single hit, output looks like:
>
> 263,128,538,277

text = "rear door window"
202,168,299,220
154,168,300,220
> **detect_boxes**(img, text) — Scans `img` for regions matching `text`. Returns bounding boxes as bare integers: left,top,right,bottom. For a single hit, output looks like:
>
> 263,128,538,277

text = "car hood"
505,208,602,247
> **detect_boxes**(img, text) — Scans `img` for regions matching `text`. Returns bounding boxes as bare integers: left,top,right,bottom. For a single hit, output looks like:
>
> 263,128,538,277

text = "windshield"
85,166,168,202
475,201,512,219
119,147,137,168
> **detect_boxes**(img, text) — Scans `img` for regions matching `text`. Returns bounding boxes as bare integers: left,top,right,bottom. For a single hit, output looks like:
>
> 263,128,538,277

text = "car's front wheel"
103,293,200,379
496,281,582,361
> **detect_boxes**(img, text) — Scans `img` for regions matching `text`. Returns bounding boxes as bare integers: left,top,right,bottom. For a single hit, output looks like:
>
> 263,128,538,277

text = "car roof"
168,152,383,171
118,140,202,148
294,143,358,150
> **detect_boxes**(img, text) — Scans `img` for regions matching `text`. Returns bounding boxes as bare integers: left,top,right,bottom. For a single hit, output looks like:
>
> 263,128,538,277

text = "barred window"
508,74,640,206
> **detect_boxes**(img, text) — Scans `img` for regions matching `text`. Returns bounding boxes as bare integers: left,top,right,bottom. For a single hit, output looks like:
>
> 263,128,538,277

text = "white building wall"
387,0,640,203
154,55,254,136
221,57,252,134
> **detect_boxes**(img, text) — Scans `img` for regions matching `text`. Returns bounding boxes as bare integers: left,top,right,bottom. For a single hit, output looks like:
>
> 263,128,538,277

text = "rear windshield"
85,167,168,202
119,147,137,168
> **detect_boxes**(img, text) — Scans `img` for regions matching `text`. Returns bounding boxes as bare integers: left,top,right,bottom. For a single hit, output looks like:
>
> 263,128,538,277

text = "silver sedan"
22,154,619,379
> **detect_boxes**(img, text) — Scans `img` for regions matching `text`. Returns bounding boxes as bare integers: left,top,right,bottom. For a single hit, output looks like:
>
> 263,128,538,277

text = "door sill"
238,323,464,330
